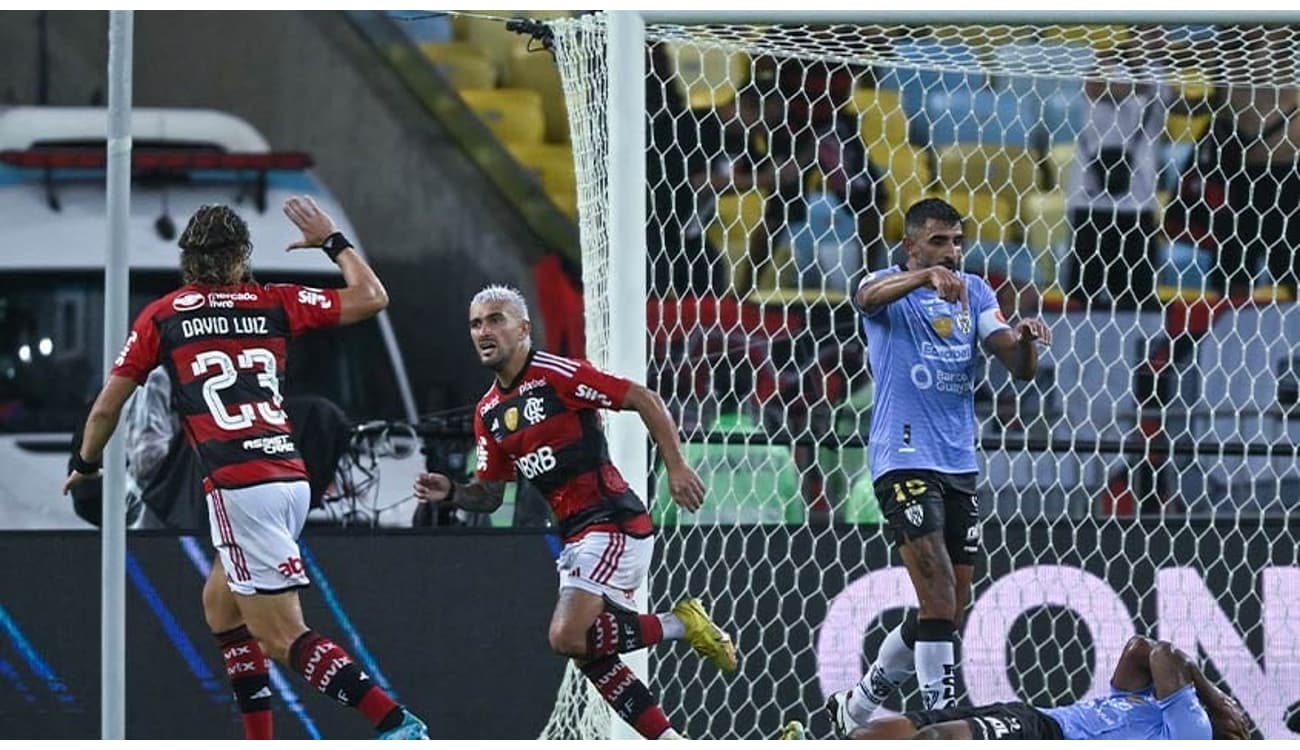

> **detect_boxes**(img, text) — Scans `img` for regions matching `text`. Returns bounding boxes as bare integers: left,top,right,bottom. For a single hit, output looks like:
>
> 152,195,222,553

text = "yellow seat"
705,190,766,294
546,185,579,220
850,87,909,151
755,243,795,292
1173,66,1212,104
506,143,578,219
506,53,569,142
1040,285,1069,310
421,42,498,90
665,41,750,110
931,24,1010,52
459,88,546,144
1044,144,1076,192
937,144,1039,196
1156,284,1222,303
452,13,527,70
1251,284,1295,304
505,143,575,195
929,189,1017,243
1036,24,1132,52
883,181,929,245
879,144,934,243
1166,113,1210,144
1020,189,1068,281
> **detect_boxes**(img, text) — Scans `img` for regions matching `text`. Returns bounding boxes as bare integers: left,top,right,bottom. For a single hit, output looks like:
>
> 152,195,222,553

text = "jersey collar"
495,347,538,394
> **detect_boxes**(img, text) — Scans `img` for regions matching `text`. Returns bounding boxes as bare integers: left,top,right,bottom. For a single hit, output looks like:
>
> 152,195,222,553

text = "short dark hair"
178,205,252,285
904,198,963,238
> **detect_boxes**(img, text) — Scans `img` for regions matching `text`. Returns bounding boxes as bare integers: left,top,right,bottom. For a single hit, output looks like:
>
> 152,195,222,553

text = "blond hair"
471,284,530,321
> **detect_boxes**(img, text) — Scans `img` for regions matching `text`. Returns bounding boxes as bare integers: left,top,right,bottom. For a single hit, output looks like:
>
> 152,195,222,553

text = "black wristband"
72,453,101,475
445,482,458,506
320,231,353,262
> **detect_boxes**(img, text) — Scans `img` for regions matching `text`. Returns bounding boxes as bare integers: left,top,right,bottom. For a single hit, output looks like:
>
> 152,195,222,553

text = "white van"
0,106,424,529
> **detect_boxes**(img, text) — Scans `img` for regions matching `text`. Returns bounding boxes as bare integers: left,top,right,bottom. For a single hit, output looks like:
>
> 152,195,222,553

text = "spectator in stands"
782,112,887,290
712,58,883,292
1217,79,1300,296
1165,28,1299,297
647,43,728,298
659,58,791,297
1065,48,1170,309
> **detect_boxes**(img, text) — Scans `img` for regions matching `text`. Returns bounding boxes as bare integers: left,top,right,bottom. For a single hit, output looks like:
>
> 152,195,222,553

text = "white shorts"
207,481,311,596
555,531,654,611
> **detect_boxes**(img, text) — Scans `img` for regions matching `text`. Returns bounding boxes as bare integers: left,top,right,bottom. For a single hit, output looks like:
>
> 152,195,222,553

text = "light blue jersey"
857,266,1009,479
1040,685,1212,740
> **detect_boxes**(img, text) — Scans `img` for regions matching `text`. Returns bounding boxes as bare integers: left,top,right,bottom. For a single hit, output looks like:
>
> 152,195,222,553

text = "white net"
548,14,1300,739
538,14,616,741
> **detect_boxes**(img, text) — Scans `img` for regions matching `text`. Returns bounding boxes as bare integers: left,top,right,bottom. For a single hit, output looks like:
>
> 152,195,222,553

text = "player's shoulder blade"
161,283,279,315
151,285,201,321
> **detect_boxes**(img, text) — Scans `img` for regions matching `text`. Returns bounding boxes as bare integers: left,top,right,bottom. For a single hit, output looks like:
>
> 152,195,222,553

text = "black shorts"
904,702,1064,740
874,469,980,565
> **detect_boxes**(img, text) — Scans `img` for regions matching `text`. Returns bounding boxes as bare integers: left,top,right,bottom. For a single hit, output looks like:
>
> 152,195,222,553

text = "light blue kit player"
838,636,1253,740
829,198,1054,735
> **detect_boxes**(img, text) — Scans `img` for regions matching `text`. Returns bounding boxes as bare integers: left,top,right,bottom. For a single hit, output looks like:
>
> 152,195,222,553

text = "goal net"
546,13,1300,739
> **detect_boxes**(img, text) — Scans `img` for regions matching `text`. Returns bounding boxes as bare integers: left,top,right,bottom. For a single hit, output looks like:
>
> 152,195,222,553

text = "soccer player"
832,636,1253,740
827,198,1053,733
62,198,428,740
412,285,737,740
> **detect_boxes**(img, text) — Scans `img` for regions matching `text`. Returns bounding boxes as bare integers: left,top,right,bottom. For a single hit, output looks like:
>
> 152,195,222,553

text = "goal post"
546,10,1300,739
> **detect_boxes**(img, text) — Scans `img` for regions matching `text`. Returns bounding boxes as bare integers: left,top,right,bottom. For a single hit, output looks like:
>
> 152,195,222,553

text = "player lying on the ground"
786,636,1251,740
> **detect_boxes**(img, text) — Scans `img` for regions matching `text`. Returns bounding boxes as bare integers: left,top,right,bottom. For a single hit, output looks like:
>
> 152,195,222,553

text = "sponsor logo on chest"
501,397,549,434
518,377,548,394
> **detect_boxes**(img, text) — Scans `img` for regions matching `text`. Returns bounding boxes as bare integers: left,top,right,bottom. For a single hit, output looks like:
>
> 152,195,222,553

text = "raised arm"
855,266,965,311
1146,640,1251,739
622,383,705,512
283,196,388,325
1110,634,1158,692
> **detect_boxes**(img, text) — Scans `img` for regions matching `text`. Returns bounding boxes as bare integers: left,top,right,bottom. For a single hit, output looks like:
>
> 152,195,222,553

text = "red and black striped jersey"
474,349,651,541
112,282,342,490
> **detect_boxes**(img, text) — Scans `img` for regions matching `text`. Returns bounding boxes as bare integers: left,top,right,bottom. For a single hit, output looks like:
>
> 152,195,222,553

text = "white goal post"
545,10,1300,740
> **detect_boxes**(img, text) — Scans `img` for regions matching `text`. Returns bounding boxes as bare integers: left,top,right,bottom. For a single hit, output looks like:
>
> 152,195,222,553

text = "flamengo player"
63,198,427,739
412,285,737,740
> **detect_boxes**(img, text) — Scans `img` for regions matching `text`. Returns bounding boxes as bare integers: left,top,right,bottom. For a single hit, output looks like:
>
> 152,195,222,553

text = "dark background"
0,529,564,739
1,521,1296,738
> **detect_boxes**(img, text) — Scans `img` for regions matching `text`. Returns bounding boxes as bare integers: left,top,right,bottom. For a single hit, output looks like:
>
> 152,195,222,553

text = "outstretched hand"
283,195,338,250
